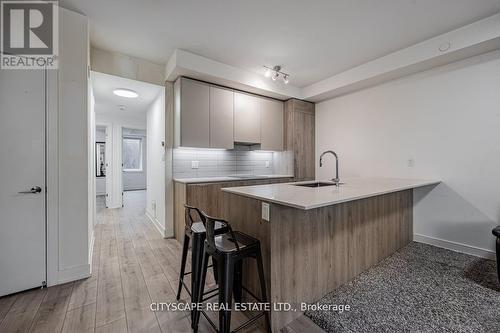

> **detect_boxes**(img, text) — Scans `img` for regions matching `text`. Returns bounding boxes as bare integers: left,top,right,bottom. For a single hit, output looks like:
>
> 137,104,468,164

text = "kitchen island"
220,177,439,331
172,175,294,242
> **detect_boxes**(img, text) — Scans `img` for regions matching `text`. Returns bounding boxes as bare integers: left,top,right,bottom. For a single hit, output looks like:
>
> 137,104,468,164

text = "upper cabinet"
260,98,284,151
174,77,284,151
174,78,210,148
209,86,234,149
234,92,261,144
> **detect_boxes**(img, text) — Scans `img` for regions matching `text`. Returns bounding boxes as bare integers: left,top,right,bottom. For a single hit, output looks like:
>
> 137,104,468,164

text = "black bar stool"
194,213,271,333
176,205,228,326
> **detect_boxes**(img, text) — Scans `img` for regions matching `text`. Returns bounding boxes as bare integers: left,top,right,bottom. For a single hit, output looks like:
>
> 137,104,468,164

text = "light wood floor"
0,191,323,333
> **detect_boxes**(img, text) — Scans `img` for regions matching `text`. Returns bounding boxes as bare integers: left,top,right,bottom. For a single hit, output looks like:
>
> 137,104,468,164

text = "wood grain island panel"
221,189,413,332
173,177,293,242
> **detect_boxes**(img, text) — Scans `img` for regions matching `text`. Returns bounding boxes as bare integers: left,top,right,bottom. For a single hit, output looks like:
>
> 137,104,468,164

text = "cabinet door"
210,86,234,149
234,92,261,144
260,98,283,151
293,110,315,180
180,78,210,148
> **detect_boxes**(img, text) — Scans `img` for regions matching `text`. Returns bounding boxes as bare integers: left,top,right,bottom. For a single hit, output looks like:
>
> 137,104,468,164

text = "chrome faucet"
319,150,340,185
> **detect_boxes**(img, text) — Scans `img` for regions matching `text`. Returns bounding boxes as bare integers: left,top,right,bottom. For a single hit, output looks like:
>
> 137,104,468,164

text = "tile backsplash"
173,145,276,179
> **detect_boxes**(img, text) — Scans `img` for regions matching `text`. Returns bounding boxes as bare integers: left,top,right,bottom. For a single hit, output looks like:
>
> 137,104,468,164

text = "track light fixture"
283,74,289,84
264,67,272,78
263,65,290,84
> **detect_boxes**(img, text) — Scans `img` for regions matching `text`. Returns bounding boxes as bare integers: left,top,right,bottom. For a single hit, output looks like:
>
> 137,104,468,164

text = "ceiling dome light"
113,88,138,98
283,75,289,84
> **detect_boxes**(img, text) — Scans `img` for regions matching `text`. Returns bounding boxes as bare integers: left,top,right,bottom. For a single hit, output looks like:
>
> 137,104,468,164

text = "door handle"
18,186,42,194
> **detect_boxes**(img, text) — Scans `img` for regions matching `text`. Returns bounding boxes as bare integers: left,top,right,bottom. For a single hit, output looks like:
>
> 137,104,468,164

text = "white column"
106,124,123,208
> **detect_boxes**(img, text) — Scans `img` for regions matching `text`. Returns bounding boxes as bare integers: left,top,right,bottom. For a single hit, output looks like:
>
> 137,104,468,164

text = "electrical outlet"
262,202,270,221
191,160,199,169
265,160,270,168
407,158,415,167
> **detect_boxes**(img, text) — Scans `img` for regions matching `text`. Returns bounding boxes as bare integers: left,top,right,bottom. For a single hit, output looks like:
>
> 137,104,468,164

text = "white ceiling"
63,0,500,87
91,71,162,118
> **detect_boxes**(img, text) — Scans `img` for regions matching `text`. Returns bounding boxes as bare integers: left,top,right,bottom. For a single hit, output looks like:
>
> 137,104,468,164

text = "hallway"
0,191,316,333
1,191,195,332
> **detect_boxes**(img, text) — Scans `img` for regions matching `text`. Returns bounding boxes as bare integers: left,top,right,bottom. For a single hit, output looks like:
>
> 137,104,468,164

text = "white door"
0,69,46,296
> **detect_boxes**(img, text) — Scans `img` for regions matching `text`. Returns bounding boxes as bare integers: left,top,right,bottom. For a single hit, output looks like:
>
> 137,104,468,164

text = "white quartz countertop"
221,177,440,210
173,174,294,184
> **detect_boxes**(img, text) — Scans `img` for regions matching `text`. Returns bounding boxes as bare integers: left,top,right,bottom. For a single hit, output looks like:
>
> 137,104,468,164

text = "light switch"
191,161,199,169
262,202,270,221
265,160,270,168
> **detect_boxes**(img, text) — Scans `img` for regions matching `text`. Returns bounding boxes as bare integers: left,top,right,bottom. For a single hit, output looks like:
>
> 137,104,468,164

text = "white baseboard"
145,210,165,237
413,234,496,260
88,231,95,274
58,264,91,284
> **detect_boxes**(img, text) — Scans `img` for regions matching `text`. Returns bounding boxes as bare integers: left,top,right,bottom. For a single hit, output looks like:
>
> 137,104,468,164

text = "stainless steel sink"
293,181,344,188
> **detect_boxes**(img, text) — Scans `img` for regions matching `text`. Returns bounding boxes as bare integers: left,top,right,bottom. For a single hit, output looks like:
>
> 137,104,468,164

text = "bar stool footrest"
201,287,219,302
180,281,218,299
199,308,267,333
182,264,214,277
197,284,269,332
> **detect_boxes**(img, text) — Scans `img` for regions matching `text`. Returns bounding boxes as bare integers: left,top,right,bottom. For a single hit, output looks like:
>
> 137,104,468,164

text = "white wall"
316,50,500,258
51,7,92,284
96,177,106,196
89,79,96,252
96,111,146,129
91,47,165,86
96,112,146,208
96,127,106,141
94,126,147,196
122,128,147,191
95,127,106,196
146,90,166,236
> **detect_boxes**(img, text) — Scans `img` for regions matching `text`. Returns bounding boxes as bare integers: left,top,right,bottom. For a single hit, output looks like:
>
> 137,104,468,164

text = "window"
123,137,143,172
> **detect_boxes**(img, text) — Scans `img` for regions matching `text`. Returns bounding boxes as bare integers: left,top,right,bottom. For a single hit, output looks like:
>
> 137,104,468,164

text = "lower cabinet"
173,178,293,242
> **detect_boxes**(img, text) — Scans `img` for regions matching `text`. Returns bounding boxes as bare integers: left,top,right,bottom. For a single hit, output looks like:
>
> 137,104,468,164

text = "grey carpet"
305,242,500,333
